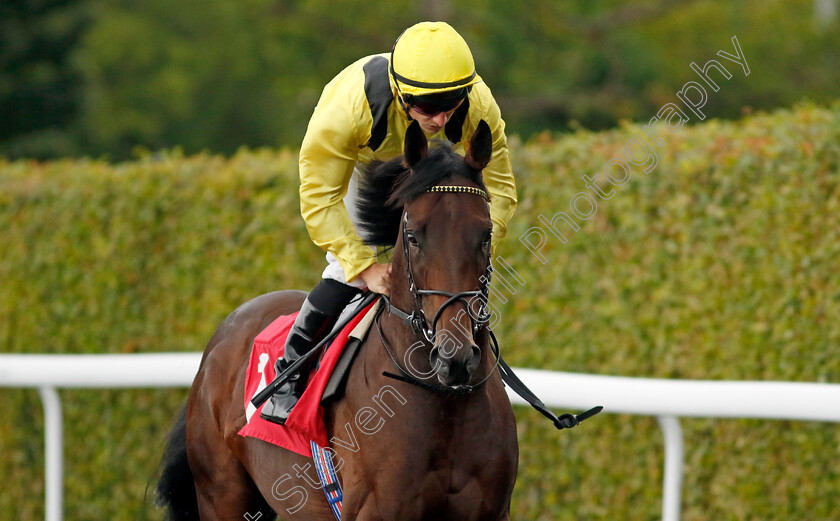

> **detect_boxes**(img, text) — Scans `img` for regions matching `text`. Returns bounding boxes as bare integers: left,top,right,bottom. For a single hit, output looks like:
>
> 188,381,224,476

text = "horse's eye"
481,230,492,249
406,231,419,246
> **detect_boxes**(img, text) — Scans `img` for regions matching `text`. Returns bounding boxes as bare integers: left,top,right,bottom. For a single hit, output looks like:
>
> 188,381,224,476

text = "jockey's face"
406,100,464,135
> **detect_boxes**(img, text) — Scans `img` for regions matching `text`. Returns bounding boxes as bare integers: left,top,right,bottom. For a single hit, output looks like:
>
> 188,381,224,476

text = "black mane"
355,141,487,247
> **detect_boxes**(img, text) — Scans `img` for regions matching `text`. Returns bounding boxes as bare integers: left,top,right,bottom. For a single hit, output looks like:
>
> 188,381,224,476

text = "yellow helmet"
390,21,483,97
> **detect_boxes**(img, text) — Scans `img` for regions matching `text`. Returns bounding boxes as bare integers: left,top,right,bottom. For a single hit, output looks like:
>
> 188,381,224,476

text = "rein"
378,298,602,429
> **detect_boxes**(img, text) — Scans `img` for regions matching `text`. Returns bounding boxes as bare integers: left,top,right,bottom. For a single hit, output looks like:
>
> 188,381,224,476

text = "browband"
425,185,490,201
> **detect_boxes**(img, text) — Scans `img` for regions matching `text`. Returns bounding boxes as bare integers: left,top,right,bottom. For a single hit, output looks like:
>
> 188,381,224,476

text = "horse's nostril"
466,344,481,374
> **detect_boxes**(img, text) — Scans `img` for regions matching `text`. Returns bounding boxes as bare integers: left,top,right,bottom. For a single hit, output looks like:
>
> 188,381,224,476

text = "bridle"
383,185,492,341
378,185,502,393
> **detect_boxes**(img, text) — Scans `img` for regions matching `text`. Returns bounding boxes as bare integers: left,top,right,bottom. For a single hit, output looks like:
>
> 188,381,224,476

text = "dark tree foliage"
1,0,839,159
0,0,89,158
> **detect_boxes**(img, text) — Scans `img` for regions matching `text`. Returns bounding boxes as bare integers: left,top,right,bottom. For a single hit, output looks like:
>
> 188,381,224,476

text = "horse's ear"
465,120,492,172
404,120,428,170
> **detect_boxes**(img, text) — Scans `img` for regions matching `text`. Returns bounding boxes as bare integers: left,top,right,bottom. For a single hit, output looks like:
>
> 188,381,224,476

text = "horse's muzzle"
430,341,481,387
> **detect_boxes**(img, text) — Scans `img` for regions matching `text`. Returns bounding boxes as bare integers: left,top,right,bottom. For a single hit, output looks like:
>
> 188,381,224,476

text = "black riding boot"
260,279,360,425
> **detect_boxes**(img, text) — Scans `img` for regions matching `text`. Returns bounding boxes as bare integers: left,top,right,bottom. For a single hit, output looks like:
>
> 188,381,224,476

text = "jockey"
261,21,518,424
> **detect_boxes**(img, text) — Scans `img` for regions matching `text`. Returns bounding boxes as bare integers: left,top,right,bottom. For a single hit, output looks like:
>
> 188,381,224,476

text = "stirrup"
260,372,306,425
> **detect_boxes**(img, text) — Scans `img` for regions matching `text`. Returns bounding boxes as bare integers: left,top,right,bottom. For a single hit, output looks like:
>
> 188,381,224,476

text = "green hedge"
2,101,839,520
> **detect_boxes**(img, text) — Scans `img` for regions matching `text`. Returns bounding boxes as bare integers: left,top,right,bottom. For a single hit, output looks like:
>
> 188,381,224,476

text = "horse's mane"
355,141,488,248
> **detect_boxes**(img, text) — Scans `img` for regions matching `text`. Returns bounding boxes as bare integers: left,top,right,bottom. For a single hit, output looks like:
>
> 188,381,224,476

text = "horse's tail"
155,404,200,521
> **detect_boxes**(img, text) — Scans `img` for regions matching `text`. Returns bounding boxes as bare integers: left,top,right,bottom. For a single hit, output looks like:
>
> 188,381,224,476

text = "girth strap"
311,441,343,520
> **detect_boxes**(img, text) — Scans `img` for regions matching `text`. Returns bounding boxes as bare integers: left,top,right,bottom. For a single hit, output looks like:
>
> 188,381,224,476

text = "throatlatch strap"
311,441,343,521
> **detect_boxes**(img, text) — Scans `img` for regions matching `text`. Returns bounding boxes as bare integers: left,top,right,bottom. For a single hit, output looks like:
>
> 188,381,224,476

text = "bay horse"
156,120,518,521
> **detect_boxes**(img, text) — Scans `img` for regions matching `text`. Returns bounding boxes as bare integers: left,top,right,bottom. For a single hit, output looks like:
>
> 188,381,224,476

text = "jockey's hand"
360,263,392,296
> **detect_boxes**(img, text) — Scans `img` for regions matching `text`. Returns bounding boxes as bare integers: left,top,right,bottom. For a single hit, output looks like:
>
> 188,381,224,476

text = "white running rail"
1,353,839,521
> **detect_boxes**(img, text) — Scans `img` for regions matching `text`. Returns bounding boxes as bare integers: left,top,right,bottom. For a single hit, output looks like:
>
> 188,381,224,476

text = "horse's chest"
336,434,514,521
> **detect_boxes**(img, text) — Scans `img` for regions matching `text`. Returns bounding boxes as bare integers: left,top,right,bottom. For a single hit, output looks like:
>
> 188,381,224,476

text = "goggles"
403,88,468,117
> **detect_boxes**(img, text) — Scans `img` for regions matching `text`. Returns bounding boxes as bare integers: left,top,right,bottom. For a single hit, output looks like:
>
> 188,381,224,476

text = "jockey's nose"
433,112,448,127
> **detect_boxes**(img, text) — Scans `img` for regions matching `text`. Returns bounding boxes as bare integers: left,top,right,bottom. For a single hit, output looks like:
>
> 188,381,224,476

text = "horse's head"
378,120,495,388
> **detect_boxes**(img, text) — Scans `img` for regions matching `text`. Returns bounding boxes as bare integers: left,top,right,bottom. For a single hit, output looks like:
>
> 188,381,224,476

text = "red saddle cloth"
238,301,377,457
